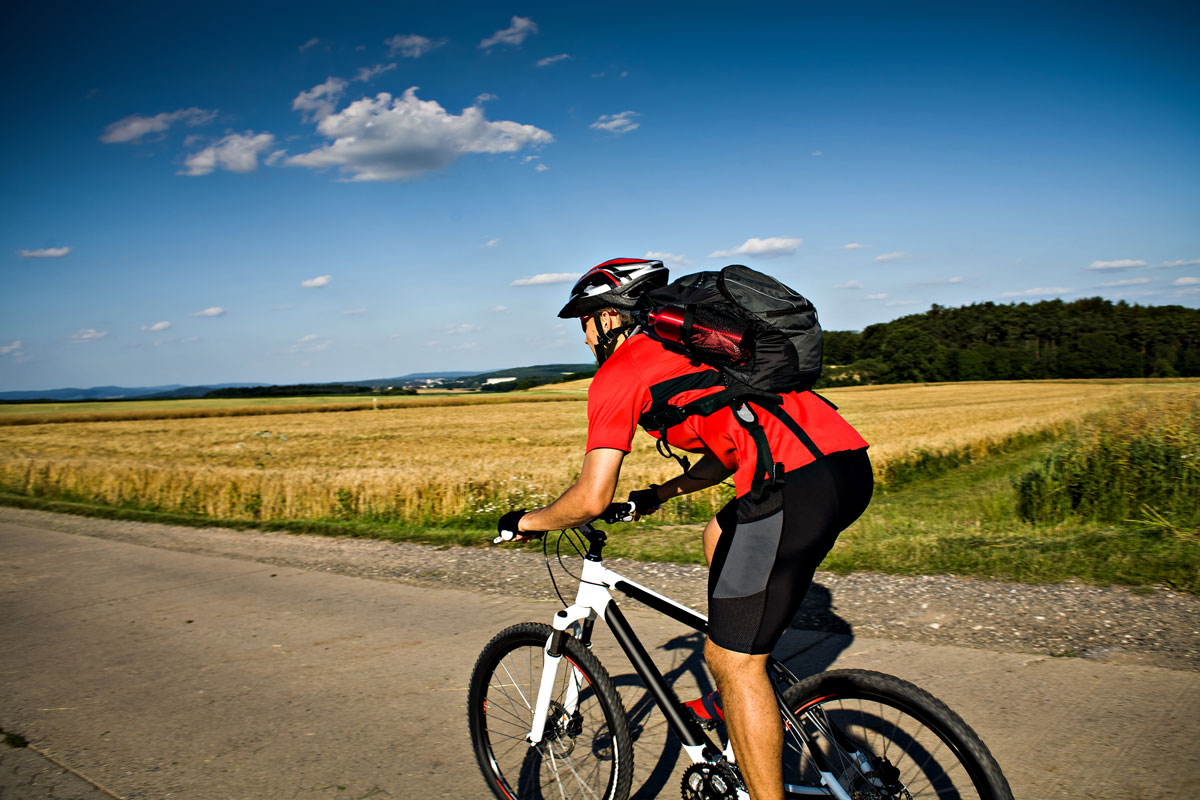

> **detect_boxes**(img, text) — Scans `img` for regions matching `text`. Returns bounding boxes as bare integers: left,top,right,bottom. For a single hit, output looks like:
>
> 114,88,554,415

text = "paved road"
2,518,1198,799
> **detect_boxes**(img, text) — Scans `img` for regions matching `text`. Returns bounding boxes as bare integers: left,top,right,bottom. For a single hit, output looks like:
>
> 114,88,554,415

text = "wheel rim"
479,642,618,800
783,694,991,800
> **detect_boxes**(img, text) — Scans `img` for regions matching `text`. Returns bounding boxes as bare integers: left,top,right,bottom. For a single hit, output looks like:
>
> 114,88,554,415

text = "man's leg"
705,638,783,800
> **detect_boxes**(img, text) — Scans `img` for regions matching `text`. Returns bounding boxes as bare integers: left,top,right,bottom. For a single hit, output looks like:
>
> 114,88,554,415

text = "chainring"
680,761,742,800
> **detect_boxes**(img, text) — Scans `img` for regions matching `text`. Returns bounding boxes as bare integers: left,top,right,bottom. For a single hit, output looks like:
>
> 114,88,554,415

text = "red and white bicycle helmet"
557,258,669,319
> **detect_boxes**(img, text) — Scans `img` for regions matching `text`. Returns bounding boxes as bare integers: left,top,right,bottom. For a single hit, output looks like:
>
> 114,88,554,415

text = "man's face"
581,310,616,350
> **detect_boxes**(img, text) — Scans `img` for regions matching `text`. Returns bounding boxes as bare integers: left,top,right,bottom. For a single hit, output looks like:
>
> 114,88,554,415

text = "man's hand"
494,509,545,544
627,486,662,520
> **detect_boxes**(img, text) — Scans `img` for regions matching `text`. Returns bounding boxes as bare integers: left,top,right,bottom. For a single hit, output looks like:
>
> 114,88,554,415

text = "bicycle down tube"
523,523,858,800
526,526,717,764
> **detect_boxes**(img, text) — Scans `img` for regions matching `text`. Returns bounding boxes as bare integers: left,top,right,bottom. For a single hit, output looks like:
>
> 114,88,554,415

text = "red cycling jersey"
586,333,869,497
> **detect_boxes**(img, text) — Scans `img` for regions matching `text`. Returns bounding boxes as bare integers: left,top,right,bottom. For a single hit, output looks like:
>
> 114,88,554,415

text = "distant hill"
0,384,213,401
0,367,576,402
442,364,596,390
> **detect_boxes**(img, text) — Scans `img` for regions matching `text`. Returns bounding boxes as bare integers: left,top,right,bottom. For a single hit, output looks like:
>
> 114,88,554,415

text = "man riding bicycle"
497,257,873,800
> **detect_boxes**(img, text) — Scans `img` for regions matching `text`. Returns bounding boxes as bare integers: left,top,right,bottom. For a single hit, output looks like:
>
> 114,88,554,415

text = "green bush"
1014,396,1199,527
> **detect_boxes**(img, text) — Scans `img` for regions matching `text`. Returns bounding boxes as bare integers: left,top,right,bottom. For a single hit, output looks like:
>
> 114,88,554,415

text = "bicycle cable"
544,527,606,608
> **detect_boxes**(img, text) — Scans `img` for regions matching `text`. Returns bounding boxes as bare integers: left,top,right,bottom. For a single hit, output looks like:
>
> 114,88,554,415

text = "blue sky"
2,0,1198,391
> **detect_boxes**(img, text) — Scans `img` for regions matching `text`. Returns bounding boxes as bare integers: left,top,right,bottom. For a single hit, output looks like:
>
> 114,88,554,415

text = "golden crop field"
1,380,1195,526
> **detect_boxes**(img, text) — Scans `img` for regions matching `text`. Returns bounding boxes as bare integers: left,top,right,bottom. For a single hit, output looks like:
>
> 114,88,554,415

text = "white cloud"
447,323,478,335
70,328,108,343
386,34,445,58
292,78,348,123
480,16,538,49
590,111,640,134
538,53,571,67
645,251,693,268
865,293,888,300
709,237,803,259
832,279,865,290
285,87,553,182
141,321,171,332
18,246,70,258
842,243,868,250
1172,276,1200,286
100,107,217,144
512,272,577,286
0,340,22,357
999,287,1072,297
301,274,332,288
1162,259,1200,268
535,163,550,172
493,305,509,312
353,63,397,83
811,151,823,156
874,251,910,262
918,276,964,286
180,132,275,176
299,37,321,53
483,238,501,248
1088,259,1150,270
290,334,331,352
1099,278,1151,287
343,308,368,315
192,307,227,317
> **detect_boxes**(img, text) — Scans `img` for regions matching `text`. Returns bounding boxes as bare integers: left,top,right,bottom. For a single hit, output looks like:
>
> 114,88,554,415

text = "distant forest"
819,298,1200,387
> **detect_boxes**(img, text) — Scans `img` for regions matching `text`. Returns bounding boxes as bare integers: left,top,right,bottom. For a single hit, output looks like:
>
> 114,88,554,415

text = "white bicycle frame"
524,545,857,800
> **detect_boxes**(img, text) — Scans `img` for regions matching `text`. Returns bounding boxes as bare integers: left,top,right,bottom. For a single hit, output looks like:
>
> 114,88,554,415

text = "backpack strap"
758,402,824,461
638,372,824,502
732,402,785,502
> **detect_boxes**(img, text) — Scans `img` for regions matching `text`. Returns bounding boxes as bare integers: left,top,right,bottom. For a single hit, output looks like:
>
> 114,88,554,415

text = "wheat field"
1,380,1195,525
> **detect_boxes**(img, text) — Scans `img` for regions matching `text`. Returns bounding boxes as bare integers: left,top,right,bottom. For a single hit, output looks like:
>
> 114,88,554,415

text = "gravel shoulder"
3,505,1197,672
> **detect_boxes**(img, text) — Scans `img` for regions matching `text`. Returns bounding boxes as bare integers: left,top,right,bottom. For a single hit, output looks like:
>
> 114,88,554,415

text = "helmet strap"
591,311,635,366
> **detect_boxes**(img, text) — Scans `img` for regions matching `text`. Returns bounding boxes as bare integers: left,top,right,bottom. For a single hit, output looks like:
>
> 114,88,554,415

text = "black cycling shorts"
707,447,874,655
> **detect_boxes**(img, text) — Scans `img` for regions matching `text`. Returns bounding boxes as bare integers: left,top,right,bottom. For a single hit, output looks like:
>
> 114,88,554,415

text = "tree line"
818,298,1200,386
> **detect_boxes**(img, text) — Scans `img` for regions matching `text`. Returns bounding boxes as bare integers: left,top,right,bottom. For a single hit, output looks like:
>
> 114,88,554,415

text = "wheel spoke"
470,626,631,800
784,671,1010,800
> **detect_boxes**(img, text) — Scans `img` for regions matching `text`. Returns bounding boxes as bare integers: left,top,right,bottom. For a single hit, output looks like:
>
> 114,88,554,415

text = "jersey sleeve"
585,358,650,453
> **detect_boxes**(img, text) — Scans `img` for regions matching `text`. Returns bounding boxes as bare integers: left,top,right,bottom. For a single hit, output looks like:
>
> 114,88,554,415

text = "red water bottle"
648,305,751,365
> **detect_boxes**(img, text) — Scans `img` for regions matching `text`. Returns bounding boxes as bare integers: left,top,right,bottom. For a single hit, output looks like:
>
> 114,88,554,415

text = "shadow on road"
607,581,852,799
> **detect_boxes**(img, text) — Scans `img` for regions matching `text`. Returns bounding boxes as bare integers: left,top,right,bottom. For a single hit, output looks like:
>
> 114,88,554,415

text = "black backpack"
635,264,828,501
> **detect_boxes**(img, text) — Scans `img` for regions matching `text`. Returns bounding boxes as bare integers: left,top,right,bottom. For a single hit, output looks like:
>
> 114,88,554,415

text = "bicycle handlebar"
599,501,635,524
493,501,639,544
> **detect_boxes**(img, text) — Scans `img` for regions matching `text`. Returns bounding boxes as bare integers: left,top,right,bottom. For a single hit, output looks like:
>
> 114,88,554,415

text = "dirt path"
2,509,1198,799
2,506,1196,671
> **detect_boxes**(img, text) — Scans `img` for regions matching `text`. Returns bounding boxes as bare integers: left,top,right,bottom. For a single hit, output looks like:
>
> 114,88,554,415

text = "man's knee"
705,638,766,681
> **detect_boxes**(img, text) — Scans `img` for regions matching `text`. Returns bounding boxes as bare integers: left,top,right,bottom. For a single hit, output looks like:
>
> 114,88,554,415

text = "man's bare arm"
518,447,626,534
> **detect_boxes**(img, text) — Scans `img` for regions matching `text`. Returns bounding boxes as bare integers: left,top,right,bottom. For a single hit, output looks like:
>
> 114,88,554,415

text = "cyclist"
497,257,873,800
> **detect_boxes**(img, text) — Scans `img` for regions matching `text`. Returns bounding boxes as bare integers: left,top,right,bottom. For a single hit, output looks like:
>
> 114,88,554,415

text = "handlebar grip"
601,502,635,524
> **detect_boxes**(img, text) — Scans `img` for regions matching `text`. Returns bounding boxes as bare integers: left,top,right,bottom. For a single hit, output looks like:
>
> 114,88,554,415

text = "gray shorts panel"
711,508,784,599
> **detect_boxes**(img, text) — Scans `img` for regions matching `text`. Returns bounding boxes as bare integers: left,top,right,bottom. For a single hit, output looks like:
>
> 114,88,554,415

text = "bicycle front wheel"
468,622,634,800
782,669,1014,800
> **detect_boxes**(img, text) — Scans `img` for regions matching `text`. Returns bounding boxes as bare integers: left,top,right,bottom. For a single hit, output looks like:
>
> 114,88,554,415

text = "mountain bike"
467,507,1014,800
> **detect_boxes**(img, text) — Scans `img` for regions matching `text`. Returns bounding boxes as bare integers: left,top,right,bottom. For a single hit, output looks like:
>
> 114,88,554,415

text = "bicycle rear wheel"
781,669,1014,800
468,622,634,800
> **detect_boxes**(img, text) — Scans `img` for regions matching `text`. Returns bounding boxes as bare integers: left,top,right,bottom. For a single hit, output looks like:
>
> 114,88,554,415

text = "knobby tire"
782,669,1014,800
468,622,635,800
